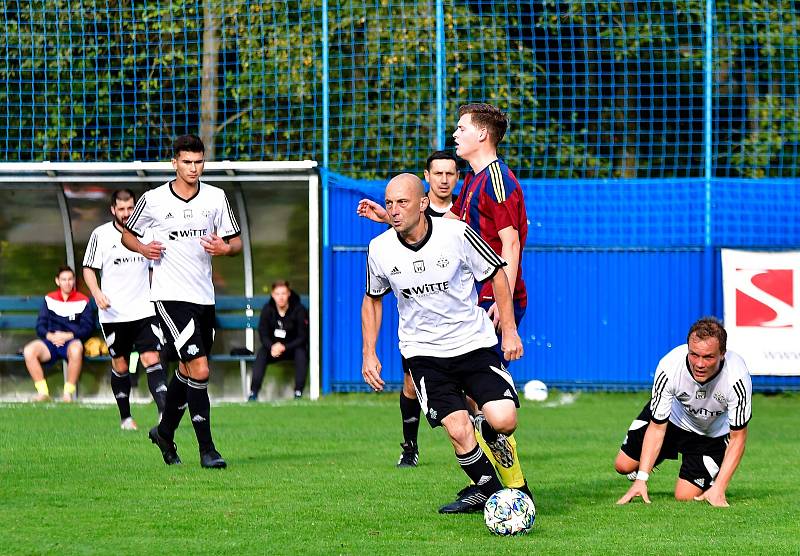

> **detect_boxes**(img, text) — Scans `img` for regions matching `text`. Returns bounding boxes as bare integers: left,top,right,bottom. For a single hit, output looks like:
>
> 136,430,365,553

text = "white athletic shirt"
83,221,156,323
126,180,240,305
366,215,505,358
650,344,753,438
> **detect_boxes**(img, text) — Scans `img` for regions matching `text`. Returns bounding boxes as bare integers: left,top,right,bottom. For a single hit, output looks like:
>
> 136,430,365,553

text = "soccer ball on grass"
523,379,548,402
483,488,536,536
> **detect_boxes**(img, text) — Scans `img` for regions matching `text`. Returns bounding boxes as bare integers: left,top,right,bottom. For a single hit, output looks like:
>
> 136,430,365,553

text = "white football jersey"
83,221,155,323
650,345,753,437
366,216,506,358
126,181,240,305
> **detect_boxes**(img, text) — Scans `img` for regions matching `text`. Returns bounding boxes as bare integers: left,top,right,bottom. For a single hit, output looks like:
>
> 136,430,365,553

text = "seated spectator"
249,280,309,400
23,265,94,402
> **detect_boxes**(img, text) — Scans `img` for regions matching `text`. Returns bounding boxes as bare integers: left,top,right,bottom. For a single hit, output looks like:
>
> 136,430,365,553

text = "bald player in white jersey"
83,189,167,430
616,317,752,507
362,173,530,514
123,134,242,469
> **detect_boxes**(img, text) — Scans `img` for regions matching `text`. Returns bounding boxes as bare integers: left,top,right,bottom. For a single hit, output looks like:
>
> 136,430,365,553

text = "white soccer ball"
484,488,536,536
523,379,548,402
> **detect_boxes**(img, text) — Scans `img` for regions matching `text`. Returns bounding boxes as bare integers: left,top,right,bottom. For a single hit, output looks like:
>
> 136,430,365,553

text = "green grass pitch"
1,392,798,555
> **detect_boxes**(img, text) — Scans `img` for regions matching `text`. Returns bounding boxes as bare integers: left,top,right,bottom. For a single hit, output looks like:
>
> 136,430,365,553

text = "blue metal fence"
323,174,800,392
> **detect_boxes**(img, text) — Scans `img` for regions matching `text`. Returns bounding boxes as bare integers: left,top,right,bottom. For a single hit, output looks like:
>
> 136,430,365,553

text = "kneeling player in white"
361,173,526,513
615,317,752,507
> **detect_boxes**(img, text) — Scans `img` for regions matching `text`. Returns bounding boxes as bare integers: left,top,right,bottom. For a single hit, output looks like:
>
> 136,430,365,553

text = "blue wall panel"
324,174,800,391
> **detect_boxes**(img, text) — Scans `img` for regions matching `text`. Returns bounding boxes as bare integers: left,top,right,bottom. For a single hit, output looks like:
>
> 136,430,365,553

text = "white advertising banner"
722,249,800,376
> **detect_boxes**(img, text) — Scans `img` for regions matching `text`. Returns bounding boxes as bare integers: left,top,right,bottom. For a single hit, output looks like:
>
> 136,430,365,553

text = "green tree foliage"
1,0,798,178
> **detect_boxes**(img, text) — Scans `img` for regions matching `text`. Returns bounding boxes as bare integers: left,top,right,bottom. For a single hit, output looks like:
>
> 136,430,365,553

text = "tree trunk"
200,0,219,160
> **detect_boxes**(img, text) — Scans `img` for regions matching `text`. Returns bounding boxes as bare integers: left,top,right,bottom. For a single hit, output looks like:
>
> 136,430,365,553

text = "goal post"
0,161,321,401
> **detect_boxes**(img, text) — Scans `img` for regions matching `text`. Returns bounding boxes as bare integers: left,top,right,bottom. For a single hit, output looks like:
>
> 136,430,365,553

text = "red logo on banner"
736,269,793,327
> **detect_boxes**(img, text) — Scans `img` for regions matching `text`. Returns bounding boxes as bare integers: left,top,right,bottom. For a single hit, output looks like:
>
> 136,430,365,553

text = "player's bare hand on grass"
357,199,389,224
362,354,385,392
616,481,651,505
501,329,524,361
200,233,231,256
140,240,166,260
694,486,729,507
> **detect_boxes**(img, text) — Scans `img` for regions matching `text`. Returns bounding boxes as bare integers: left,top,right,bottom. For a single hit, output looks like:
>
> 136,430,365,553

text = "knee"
614,451,637,474
444,414,475,446
67,341,84,358
139,352,160,367
23,342,39,361
487,413,517,435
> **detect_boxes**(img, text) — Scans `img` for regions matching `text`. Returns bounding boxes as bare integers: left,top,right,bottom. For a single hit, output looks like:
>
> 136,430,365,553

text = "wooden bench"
0,294,304,399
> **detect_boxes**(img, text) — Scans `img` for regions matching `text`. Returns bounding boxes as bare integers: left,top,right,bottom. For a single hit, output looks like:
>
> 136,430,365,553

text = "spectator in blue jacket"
23,266,95,402
248,280,309,400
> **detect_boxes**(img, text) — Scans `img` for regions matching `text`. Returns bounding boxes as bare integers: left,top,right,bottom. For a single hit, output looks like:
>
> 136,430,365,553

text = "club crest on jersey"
696,390,707,399
413,260,425,273
436,255,450,268
184,209,193,219
429,408,437,419
202,210,212,217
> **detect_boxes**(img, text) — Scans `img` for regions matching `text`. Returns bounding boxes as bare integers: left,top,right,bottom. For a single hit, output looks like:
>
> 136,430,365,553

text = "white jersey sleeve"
216,191,241,240
723,353,753,430
126,191,154,238
365,248,391,297
462,224,506,282
649,354,677,423
83,228,103,269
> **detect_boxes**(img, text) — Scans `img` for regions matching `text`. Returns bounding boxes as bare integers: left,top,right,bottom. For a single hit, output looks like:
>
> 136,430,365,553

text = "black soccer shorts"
154,301,215,362
620,402,728,491
405,347,520,428
100,316,162,359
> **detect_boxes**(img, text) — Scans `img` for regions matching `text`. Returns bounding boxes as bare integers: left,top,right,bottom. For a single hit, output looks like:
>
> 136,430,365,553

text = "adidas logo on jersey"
390,266,401,275
165,212,174,219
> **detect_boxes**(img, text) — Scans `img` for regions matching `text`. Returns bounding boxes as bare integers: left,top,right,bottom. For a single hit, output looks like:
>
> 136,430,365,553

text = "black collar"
397,213,433,252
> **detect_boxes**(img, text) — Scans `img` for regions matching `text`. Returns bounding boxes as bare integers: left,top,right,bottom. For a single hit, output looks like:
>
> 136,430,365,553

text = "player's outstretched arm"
616,420,667,505
361,294,385,392
356,199,390,225
694,427,748,507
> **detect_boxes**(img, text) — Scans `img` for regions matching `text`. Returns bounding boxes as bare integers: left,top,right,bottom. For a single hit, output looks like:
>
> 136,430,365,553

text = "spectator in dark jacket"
24,265,94,402
248,280,309,400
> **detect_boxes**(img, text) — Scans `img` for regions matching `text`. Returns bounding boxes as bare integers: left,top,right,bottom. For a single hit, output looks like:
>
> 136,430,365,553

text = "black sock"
158,371,188,441
456,444,502,496
145,362,168,415
399,393,421,446
110,369,131,420
187,376,214,453
479,416,499,443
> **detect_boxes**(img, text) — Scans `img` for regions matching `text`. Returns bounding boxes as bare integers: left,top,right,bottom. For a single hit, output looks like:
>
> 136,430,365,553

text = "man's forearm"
714,428,747,491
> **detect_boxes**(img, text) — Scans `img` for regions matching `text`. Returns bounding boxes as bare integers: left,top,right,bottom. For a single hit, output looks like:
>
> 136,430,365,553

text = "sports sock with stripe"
110,369,132,420
187,377,214,453
399,393,421,445
158,370,188,441
456,444,502,496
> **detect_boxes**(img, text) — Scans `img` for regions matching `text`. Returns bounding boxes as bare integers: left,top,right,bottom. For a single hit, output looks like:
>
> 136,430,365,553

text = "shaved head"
386,173,425,200
384,173,429,240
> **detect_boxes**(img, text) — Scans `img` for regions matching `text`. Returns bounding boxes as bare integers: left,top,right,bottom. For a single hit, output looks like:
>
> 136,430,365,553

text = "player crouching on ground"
361,173,526,513
615,317,752,507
